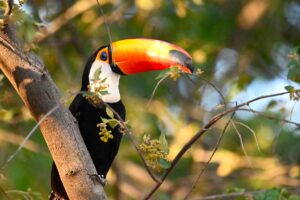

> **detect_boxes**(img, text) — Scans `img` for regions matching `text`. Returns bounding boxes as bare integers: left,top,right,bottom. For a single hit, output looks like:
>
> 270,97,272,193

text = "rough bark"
0,28,107,199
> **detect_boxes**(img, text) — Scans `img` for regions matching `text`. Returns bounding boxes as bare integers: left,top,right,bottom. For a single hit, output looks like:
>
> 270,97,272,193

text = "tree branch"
237,108,300,127
144,90,299,199
99,99,160,183
34,0,115,43
4,0,13,16
194,189,266,200
0,26,107,199
183,111,236,199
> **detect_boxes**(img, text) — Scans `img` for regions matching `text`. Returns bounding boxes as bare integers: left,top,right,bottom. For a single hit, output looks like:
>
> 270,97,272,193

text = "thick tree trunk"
0,28,107,199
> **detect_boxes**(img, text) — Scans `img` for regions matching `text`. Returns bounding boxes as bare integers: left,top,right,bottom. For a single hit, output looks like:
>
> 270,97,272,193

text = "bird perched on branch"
50,38,193,199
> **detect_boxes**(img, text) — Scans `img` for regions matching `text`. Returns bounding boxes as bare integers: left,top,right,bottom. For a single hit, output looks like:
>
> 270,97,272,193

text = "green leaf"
266,100,277,109
293,45,300,55
100,77,107,83
287,60,299,69
106,107,114,118
107,119,119,129
19,0,28,6
225,188,248,200
287,66,300,83
158,158,171,169
0,2,5,9
100,91,109,96
93,67,102,81
82,91,92,97
159,133,169,154
143,134,148,142
226,187,245,193
254,188,287,200
156,70,169,80
284,85,295,92
288,195,300,200
100,117,109,123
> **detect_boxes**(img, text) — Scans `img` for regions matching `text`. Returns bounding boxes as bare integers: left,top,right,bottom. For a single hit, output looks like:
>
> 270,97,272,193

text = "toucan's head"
82,38,193,103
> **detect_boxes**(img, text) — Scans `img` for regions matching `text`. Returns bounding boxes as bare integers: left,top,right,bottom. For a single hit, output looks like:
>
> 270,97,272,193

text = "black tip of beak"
169,50,194,73
185,58,194,73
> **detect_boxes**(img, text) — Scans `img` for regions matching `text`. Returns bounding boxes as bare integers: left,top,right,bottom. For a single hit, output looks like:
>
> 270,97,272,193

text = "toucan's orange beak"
110,38,193,75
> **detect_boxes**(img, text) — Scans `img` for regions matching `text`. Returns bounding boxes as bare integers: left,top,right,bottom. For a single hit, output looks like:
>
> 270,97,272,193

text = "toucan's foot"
97,174,107,186
90,174,106,186
49,190,67,200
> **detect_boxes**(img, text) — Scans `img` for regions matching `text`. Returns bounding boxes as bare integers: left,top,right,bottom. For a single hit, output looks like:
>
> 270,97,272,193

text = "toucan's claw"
91,174,107,186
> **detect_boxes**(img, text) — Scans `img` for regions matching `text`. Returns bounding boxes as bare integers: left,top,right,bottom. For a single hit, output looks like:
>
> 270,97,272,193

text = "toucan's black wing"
69,94,84,116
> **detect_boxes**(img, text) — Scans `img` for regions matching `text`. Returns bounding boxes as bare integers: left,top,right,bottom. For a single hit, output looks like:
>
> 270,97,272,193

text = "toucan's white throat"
88,60,121,103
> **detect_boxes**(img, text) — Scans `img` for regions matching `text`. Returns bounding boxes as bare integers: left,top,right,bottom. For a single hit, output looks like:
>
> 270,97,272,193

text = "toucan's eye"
100,52,108,61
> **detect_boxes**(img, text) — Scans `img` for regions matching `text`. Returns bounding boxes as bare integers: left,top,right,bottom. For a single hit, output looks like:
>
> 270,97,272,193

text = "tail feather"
50,163,69,200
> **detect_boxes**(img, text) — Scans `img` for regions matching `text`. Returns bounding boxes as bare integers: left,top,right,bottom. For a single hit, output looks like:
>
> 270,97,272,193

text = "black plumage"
49,39,193,200
50,47,125,200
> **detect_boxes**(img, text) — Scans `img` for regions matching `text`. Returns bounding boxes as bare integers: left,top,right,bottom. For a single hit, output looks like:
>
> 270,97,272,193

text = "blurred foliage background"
1,0,300,199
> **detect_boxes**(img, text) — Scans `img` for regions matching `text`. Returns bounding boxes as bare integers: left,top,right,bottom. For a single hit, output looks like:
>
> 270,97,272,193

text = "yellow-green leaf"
93,67,102,81
106,107,114,118
158,158,171,169
159,133,169,154
107,119,119,129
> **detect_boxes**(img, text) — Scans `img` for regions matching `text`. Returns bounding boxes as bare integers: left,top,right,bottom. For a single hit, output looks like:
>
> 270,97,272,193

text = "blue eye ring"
100,51,108,61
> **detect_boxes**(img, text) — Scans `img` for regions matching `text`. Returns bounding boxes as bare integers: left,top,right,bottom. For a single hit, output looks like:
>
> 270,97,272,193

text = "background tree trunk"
0,26,107,199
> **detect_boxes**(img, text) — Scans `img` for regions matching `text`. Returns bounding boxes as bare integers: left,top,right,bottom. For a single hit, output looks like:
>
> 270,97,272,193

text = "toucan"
50,38,193,199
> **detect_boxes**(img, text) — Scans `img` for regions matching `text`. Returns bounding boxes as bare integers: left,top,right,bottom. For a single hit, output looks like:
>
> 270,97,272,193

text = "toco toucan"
50,38,193,199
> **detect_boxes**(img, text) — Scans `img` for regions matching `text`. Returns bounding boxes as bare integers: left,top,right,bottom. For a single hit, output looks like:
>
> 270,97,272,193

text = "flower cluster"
97,122,114,143
84,92,102,107
88,81,109,94
83,68,109,106
168,66,184,81
139,134,170,172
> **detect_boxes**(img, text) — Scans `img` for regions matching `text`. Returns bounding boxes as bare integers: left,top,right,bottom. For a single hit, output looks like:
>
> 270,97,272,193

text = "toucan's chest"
76,100,107,130
75,98,125,134
74,98,126,147
71,97,126,175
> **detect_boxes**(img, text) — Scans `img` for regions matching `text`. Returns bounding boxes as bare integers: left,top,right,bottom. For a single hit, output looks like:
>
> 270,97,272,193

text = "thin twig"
184,111,236,200
96,0,113,46
241,91,295,107
237,106,300,154
190,75,227,109
0,131,48,155
195,187,300,200
236,108,300,127
0,104,61,170
230,120,256,174
88,3,128,33
147,74,169,108
234,121,261,152
5,190,35,200
144,108,236,199
193,189,266,200
0,185,10,200
34,0,111,43
143,90,299,199
58,90,159,182
289,101,298,128
102,101,160,183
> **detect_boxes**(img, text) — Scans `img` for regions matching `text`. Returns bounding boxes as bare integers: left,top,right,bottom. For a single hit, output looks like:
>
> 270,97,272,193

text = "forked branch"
144,90,300,199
